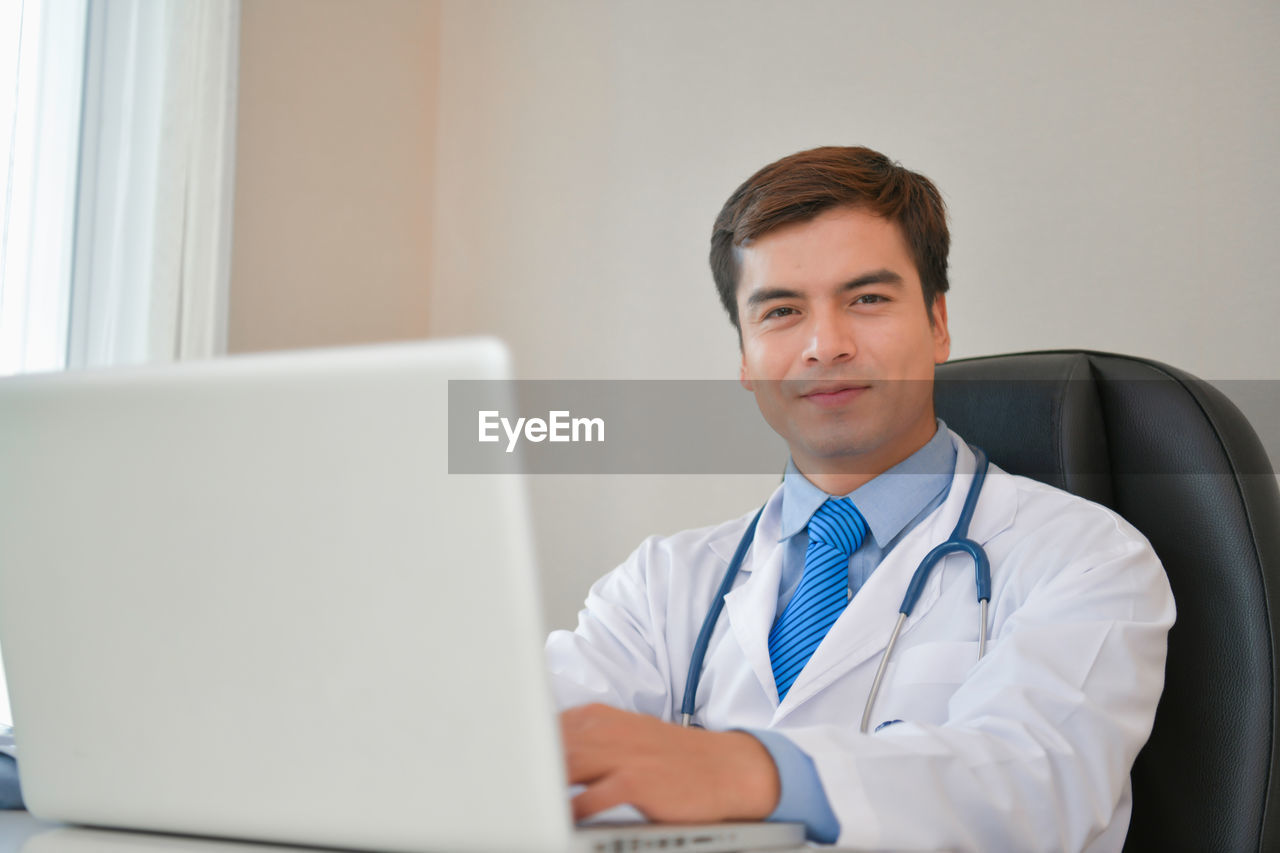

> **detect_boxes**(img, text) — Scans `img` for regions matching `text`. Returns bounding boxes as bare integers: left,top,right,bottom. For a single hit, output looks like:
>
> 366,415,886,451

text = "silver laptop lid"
0,339,575,852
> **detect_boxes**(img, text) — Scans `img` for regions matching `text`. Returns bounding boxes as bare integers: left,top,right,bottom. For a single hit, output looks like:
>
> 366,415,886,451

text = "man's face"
736,205,950,480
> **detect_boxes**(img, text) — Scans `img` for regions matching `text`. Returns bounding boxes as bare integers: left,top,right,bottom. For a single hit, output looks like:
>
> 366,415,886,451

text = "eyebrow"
743,269,905,309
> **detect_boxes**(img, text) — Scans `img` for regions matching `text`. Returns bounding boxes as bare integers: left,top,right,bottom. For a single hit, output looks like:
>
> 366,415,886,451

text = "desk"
0,814,366,853
0,814,48,853
0,814,826,853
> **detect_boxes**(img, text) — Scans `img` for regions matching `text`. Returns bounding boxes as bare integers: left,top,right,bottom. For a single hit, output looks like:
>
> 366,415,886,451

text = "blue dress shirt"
748,421,957,842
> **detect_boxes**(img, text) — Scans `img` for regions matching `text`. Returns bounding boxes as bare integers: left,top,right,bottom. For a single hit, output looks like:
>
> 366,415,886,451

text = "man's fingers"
560,704,630,784
563,743,612,786
561,726,607,785
559,707,780,824
560,702,621,737
571,774,633,822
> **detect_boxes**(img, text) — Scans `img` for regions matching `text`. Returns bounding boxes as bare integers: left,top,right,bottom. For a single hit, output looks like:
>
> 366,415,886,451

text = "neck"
794,417,939,497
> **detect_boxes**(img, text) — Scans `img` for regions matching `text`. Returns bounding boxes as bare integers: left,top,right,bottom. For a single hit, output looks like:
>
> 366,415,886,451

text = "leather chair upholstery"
935,350,1280,851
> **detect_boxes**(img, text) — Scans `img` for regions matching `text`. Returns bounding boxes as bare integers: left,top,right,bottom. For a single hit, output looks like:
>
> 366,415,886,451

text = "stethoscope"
680,446,992,734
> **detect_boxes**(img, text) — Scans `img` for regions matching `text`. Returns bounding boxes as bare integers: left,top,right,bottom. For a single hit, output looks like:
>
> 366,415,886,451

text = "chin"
797,418,881,451
792,412,909,468
795,439,883,475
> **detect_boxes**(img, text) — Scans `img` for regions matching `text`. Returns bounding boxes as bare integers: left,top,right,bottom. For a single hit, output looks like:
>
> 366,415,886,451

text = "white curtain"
67,0,240,368
0,0,86,377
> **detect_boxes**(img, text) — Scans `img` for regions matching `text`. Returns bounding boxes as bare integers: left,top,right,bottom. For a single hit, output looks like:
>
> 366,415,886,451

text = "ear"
930,293,951,364
739,355,754,392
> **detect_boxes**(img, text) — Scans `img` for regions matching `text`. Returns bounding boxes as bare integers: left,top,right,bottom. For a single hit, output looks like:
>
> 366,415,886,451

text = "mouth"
800,382,871,408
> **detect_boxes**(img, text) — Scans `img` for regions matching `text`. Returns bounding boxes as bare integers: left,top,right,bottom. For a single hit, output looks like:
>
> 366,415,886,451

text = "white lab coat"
545,431,1176,852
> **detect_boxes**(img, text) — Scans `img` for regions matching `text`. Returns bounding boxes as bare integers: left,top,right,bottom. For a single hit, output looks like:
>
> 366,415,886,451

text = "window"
0,0,86,378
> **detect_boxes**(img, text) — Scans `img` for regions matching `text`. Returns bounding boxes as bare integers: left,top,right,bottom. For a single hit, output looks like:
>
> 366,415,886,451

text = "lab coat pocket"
891,640,982,685
874,641,982,728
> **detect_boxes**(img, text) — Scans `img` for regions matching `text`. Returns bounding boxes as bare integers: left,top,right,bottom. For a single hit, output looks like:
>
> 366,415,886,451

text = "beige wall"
224,1,1280,631
428,1,1280,630
228,0,439,353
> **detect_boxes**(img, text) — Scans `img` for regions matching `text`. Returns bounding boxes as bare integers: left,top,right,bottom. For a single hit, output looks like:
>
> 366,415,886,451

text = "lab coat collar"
714,485,789,704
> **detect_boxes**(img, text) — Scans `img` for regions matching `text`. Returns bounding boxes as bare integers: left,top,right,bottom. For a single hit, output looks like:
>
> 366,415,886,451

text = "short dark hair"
710,145,950,335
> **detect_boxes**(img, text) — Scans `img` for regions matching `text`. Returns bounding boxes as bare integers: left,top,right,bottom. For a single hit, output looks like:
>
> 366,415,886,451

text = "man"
546,146,1175,850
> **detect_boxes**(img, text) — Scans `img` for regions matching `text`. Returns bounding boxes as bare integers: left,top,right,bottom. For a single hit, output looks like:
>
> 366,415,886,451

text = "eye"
762,306,797,320
854,293,888,305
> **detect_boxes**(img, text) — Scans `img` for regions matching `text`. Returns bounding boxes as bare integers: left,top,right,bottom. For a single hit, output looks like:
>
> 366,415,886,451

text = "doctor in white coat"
547,146,1175,851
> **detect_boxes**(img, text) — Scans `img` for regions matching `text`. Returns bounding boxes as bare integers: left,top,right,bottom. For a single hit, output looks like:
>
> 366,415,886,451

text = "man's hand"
560,703,781,823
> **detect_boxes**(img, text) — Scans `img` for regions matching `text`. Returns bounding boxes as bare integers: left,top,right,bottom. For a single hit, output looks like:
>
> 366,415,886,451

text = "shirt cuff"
740,728,840,844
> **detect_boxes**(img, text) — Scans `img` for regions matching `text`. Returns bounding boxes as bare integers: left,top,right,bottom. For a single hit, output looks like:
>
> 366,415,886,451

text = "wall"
228,0,439,353
428,1,1280,629
227,1,1280,633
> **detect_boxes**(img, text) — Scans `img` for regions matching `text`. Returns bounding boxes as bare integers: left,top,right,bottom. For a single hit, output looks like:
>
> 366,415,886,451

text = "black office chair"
934,350,1280,851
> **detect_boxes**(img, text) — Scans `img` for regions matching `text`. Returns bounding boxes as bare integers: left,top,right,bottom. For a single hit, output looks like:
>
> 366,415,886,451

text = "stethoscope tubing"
681,446,993,732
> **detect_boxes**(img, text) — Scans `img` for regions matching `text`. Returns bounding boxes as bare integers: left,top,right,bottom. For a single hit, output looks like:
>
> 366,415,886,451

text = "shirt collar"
779,420,956,550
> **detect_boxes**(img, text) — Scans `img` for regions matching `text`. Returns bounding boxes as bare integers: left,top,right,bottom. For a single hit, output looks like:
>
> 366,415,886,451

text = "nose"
802,307,856,366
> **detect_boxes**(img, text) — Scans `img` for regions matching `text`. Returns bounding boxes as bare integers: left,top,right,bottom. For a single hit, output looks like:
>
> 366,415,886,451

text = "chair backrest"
935,350,1280,852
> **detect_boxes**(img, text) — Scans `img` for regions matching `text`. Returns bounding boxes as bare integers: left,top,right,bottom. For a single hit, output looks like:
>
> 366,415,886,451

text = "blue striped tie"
769,497,868,701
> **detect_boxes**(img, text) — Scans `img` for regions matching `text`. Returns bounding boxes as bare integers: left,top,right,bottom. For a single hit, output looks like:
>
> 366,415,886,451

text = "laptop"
0,339,802,853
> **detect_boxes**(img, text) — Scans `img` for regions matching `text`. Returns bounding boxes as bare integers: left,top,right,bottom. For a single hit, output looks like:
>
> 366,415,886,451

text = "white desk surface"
0,813,827,853
0,813,333,852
